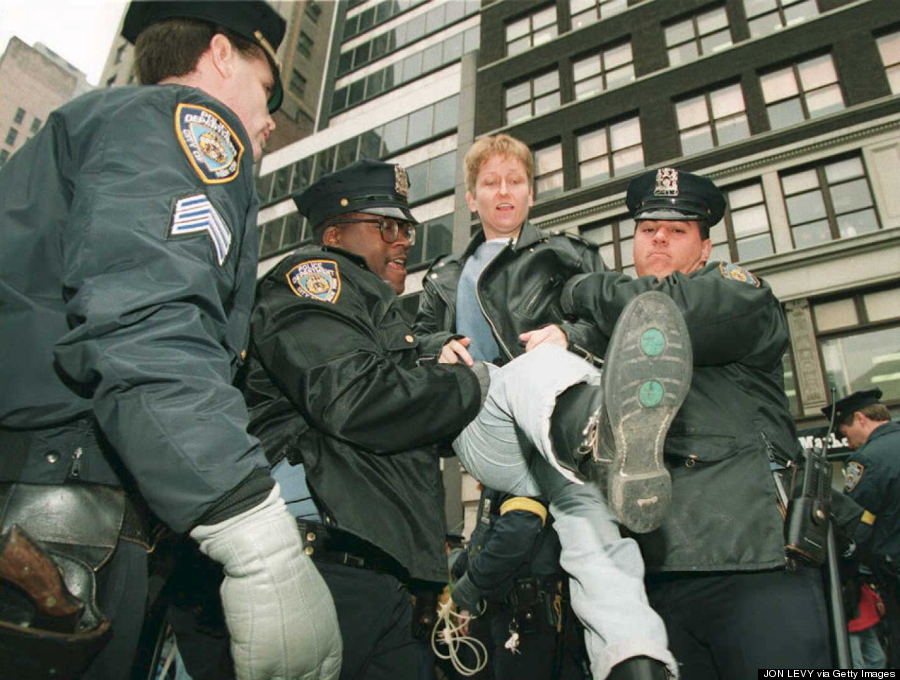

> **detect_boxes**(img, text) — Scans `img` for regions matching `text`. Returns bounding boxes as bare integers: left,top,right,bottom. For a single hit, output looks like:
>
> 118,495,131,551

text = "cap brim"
635,208,700,221
362,206,419,224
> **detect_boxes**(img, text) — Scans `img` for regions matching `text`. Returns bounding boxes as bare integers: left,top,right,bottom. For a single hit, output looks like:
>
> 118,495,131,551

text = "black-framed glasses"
324,217,416,246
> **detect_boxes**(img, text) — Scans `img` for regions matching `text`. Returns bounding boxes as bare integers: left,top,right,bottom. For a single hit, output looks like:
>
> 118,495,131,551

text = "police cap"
626,167,726,229
294,159,418,232
121,1,287,113
821,388,883,426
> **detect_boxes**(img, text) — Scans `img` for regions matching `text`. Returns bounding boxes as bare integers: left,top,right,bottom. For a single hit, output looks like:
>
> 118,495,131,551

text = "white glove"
190,484,342,680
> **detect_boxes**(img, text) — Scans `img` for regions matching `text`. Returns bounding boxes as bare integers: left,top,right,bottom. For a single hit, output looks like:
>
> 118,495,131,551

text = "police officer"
450,487,586,680
243,159,487,680
824,388,900,665
561,168,832,677
0,3,341,679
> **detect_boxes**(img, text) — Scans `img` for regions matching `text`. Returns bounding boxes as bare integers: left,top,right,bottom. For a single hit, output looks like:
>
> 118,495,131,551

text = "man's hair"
464,134,534,194
134,19,262,85
840,402,891,427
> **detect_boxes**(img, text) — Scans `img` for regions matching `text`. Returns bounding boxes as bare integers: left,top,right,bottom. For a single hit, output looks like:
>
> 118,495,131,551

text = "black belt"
297,520,404,578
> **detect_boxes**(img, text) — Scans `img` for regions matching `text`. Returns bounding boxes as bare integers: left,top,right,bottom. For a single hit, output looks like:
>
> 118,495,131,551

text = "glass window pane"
710,84,745,118
360,130,383,159
878,32,900,65
669,42,699,67
697,8,727,34
825,157,863,183
605,64,634,89
407,107,434,145
508,37,530,56
782,169,818,195
612,146,644,175
582,223,613,244
571,0,595,14
865,288,900,323
406,163,428,203
580,157,610,185
665,20,693,47
426,6,445,33
536,172,564,196
533,6,557,28
533,71,559,96
573,55,599,82
401,52,423,82
715,114,750,145
744,0,778,19
784,0,817,25
383,117,408,153
534,92,560,116
433,95,459,133
732,204,769,237
425,219,453,260
761,67,799,103
837,209,879,239
443,32,464,62
792,219,831,248
821,327,900,402
677,95,709,129
768,98,805,129
348,79,366,105
575,76,604,100
620,235,635,267
729,183,763,210
507,17,529,41
609,117,641,150
429,153,456,195
736,233,773,261
749,14,781,38
532,26,557,47
535,145,562,174
578,129,608,159
805,84,844,118
701,30,732,54
606,43,632,69
786,189,826,223
507,104,532,124
506,81,530,107
814,298,858,331
830,178,872,215
799,55,837,91
422,43,443,73
681,126,714,155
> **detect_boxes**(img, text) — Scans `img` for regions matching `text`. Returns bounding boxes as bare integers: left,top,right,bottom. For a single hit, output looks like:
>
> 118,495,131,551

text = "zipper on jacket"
761,431,790,515
475,241,514,361
69,446,83,479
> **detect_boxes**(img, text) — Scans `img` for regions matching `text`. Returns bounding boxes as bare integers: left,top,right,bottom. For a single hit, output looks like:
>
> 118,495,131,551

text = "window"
573,41,634,100
721,182,774,262
305,1,322,23
5,128,17,146
290,69,307,97
676,83,750,155
114,42,127,65
761,54,844,129
13,108,25,124
259,212,309,259
0,149,9,166
814,285,900,403
569,0,628,31
533,143,563,198
405,152,456,204
406,213,453,268
877,30,900,95
580,216,637,276
780,155,879,249
506,5,557,57
576,116,644,187
106,74,117,88
30,118,42,134
297,31,314,59
505,70,560,124
743,0,818,39
665,6,732,67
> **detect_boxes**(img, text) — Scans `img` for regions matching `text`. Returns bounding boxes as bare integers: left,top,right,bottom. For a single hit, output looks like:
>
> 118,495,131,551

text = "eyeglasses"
324,217,416,246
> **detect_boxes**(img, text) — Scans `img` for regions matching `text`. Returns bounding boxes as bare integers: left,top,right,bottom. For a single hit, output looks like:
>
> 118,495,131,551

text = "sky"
0,0,129,85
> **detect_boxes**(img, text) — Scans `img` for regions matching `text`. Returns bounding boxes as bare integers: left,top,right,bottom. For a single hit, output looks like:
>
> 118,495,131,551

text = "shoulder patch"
175,103,243,184
286,259,342,303
844,461,865,493
168,194,232,266
719,262,761,287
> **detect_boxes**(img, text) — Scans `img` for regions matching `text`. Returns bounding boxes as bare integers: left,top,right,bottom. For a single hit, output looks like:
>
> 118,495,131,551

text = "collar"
866,420,900,444
460,221,545,260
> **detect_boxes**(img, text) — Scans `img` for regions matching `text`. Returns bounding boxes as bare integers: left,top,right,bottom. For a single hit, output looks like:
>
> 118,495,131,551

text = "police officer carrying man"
244,159,487,679
560,167,832,677
0,3,342,679
449,487,586,679
824,388,900,665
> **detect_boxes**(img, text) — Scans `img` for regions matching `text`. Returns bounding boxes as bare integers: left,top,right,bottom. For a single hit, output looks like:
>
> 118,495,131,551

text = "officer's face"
838,414,868,450
216,43,276,161
466,154,534,240
323,212,411,294
633,220,712,279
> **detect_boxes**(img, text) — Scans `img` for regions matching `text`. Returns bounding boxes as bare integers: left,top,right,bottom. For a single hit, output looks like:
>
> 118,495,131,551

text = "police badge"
175,103,244,184
286,259,342,303
654,168,680,197
718,262,761,288
395,165,410,198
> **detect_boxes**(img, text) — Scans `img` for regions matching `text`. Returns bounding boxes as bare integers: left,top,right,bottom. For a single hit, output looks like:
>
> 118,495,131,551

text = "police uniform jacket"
451,488,560,610
562,261,799,572
244,245,483,583
844,421,900,562
414,222,607,364
0,86,268,532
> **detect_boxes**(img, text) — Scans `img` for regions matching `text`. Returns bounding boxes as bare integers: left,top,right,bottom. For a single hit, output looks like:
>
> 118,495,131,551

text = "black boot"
550,291,692,534
608,656,670,680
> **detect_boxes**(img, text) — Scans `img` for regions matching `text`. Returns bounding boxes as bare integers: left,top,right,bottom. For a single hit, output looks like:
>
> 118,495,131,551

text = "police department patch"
719,262,761,287
844,461,865,493
286,260,341,303
175,103,243,184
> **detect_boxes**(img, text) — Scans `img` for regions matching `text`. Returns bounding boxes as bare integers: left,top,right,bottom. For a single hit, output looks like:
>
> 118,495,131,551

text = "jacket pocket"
665,432,741,466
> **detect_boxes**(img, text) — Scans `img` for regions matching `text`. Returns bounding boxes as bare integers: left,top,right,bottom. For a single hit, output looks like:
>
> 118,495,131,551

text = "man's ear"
208,33,236,79
699,237,712,264
465,190,477,213
322,225,340,247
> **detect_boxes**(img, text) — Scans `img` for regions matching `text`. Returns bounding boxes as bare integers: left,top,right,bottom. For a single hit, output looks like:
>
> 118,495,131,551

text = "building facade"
0,38,90,168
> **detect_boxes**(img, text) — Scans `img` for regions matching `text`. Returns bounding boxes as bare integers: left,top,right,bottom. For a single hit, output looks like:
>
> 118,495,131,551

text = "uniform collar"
866,420,900,444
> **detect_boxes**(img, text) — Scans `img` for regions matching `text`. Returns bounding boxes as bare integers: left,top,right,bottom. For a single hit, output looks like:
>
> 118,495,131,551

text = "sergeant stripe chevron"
169,194,232,265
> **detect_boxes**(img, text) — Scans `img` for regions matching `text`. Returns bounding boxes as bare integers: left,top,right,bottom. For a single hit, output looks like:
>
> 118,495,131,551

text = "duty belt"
296,520,406,579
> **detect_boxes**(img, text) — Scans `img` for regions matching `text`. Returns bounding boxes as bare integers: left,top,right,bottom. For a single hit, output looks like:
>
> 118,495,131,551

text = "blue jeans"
453,345,675,679
850,626,886,670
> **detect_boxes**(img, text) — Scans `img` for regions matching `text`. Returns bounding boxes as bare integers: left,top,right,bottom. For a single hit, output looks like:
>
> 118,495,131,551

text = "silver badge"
654,168,679,197
395,165,410,198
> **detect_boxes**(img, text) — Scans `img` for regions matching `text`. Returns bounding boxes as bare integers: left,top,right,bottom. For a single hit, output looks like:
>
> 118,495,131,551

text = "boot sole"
601,291,692,533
